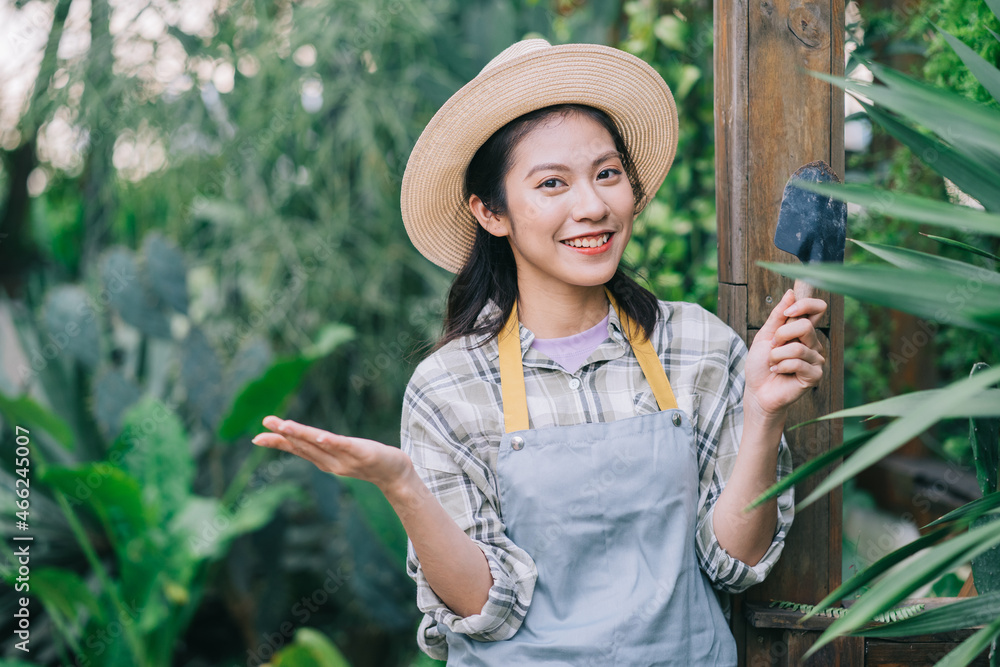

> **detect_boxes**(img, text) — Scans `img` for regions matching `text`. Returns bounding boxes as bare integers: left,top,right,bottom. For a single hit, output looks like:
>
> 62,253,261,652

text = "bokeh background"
0,0,997,665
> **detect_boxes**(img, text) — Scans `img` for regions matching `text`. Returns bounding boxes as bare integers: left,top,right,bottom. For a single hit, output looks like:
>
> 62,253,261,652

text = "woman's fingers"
769,341,825,367
768,358,824,384
783,296,827,324
771,317,824,353
254,417,359,474
263,417,338,445
252,417,406,486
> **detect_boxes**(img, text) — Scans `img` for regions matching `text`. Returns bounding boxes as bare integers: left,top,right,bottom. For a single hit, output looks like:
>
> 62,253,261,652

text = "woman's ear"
469,194,510,238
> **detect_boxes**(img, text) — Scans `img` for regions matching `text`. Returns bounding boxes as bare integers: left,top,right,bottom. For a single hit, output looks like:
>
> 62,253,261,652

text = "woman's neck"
515,282,609,339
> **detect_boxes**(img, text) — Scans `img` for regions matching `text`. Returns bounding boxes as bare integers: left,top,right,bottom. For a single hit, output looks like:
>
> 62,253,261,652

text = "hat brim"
401,43,679,274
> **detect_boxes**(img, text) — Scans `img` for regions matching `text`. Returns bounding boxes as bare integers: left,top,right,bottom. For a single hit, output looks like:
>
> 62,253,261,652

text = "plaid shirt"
400,297,795,661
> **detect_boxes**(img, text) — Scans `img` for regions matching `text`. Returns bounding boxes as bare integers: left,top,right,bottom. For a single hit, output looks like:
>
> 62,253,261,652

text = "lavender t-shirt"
530,313,610,375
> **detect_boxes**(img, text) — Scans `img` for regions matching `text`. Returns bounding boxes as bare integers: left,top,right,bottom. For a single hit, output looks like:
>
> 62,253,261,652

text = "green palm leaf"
759,262,1000,336
746,429,877,510
854,591,1000,638
933,615,1000,667
851,240,1000,284
860,103,1000,212
798,389,1000,423
921,234,1000,263
794,365,1000,511
778,180,1000,237
811,66,1000,173
934,23,1000,104
925,493,1000,529
804,517,1000,658
803,524,956,620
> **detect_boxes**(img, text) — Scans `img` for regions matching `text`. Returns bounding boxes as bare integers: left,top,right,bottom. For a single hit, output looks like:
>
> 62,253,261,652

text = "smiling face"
472,110,637,298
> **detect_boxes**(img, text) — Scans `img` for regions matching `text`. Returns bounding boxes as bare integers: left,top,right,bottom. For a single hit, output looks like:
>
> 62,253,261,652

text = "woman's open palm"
252,416,412,493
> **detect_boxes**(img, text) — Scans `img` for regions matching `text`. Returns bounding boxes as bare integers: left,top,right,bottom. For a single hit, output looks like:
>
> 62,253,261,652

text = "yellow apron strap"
499,300,530,433
604,287,678,412
498,289,679,433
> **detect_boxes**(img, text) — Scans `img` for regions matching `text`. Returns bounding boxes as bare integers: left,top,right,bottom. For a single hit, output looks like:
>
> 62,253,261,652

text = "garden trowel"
773,160,847,302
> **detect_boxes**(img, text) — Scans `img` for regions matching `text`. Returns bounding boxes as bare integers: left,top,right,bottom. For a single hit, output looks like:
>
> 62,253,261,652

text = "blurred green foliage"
6,0,994,663
0,1,716,664
842,0,1000,450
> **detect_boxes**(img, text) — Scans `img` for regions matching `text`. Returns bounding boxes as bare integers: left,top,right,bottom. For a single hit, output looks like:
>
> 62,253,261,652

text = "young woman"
252,39,826,665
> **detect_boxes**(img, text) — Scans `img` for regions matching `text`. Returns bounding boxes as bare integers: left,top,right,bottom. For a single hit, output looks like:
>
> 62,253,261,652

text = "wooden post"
713,0,847,663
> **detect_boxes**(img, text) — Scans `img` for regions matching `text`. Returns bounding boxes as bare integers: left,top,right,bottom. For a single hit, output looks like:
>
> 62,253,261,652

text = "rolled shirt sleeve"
693,323,796,595
400,374,537,660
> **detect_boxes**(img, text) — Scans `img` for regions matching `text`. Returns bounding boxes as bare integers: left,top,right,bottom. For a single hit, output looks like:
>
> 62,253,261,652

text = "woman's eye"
598,168,622,180
541,178,562,188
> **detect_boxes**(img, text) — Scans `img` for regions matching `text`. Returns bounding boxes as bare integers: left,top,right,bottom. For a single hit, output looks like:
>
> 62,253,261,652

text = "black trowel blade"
774,160,847,264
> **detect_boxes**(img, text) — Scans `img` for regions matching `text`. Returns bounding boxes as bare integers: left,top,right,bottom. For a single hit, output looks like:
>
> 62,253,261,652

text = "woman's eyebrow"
522,150,623,180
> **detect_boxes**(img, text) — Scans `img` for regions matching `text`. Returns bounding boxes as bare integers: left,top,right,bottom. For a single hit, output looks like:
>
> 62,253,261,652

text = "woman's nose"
571,182,611,222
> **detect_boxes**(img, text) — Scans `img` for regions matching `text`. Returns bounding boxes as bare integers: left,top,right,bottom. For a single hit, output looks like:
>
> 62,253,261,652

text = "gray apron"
442,288,738,666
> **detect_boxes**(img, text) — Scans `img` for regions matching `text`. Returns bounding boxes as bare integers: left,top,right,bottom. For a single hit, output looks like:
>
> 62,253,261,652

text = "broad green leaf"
933,615,1000,667
804,524,956,620
794,365,1000,511
270,645,317,667
746,429,877,510
170,496,225,560
30,567,106,654
922,234,1000,263
302,323,355,361
217,324,354,441
969,363,999,496
805,517,1000,657
988,0,1000,25
40,464,150,555
113,397,193,523
971,513,1000,596
0,390,75,451
221,482,306,538
854,590,1000,637
784,180,1000,237
170,484,305,562
935,23,1000,105
810,389,1000,422
851,241,1000,285
272,627,352,667
759,262,1000,336
925,493,1000,529
814,65,1000,174
861,103,1000,212
868,62,1000,173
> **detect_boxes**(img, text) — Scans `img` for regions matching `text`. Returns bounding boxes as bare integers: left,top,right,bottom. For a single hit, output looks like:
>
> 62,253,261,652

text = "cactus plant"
0,231,355,665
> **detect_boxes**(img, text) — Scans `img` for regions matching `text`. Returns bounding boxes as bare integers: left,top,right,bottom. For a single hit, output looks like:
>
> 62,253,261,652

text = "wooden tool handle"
793,278,814,303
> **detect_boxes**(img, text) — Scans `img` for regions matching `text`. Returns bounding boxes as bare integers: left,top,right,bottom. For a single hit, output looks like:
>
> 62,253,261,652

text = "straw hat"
400,38,679,274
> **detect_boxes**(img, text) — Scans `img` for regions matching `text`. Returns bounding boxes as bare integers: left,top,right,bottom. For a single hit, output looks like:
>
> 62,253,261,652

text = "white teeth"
562,233,610,248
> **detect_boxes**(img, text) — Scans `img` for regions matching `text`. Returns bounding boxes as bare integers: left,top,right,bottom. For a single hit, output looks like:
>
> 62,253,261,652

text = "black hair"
431,103,661,353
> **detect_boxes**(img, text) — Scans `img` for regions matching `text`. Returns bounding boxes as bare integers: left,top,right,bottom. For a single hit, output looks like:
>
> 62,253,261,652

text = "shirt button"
511,436,525,451
568,378,581,390
672,413,682,427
